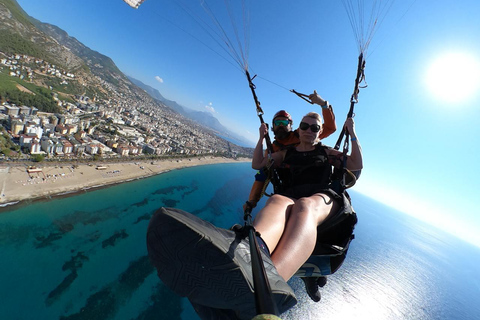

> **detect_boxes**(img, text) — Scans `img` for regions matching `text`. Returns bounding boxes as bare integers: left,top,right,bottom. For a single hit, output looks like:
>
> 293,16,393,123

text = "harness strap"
244,70,282,317
334,52,365,151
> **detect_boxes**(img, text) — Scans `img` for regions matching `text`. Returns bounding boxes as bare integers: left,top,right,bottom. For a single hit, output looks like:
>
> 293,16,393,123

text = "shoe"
301,277,321,302
147,207,297,319
317,276,327,288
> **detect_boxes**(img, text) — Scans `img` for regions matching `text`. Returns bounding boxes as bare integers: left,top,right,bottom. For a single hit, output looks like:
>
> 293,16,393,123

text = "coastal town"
0,51,253,205
0,52,252,163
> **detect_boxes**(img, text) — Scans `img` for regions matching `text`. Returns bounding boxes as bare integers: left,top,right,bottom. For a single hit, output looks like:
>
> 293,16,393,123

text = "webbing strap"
334,52,365,151
244,70,281,317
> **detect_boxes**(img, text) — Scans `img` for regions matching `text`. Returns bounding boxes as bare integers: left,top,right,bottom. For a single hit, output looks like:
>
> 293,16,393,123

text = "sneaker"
301,277,321,302
147,207,297,319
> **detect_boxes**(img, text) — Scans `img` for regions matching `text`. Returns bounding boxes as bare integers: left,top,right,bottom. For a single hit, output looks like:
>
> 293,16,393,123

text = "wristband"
321,101,329,109
351,137,357,141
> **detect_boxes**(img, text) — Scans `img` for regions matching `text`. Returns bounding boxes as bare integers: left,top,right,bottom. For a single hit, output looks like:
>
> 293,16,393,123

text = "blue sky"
16,0,480,247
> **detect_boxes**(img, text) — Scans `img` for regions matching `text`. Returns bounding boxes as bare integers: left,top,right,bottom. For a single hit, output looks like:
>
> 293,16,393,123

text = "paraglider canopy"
123,0,146,9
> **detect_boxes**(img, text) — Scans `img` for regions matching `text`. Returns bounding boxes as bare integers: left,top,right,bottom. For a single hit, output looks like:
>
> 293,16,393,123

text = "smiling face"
298,115,322,145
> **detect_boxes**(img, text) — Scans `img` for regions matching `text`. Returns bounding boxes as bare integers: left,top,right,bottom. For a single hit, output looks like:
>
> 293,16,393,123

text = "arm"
308,90,337,139
252,123,285,170
326,118,363,171
319,105,336,140
345,118,363,171
252,123,269,169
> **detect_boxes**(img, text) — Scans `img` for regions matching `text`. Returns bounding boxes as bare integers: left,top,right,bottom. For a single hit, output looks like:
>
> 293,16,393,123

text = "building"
116,145,130,156
24,124,43,139
43,123,56,136
61,138,74,155
51,137,64,156
106,140,119,149
143,144,156,154
19,134,34,147
129,145,139,155
85,143,99,155
30,138,42,154
65,124,78,135
56,124,68,135
5,105,20,116
19,106,31,115
40,136,55,155
67,135,86,155
11,120,24,135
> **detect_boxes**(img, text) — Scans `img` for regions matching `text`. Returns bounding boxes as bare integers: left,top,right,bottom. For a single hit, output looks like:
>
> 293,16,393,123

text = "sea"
0,162,479,320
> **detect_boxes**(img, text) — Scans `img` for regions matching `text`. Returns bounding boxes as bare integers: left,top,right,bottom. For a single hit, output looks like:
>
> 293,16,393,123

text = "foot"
147,207,297,319
317,276,327,288
301,277,321,302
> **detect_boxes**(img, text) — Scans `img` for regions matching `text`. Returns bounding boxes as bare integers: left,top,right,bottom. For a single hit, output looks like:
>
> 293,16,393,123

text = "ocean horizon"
0,162,479,320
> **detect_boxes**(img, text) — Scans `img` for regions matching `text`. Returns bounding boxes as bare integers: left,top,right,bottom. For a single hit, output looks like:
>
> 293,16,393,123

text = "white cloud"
155,76,164,84
204,102,216,113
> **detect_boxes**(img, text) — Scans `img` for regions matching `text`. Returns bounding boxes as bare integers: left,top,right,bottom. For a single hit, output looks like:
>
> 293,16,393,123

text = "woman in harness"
251,111,363,281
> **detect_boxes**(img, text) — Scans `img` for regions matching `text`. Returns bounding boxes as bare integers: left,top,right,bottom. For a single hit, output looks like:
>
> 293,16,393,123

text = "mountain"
0,0,147,103
0,0,254,156
128,76,254,147
0,0,252,146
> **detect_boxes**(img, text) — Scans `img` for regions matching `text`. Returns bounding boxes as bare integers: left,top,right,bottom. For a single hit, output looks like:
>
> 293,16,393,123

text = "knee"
293,197,328,220
294,197,317,212
293,195,334,224
266,194,291,206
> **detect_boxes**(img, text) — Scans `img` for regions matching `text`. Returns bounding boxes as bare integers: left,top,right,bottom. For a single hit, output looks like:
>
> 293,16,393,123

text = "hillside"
0,0,253,157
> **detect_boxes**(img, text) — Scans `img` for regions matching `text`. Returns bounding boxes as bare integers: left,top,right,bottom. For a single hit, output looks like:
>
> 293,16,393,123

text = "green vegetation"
0,127,17,156
0,84,62,113
32,153,44,162
0,69,65,112
1,0,35,28
0,29,50,60
42,75,84,97
0,71,20,91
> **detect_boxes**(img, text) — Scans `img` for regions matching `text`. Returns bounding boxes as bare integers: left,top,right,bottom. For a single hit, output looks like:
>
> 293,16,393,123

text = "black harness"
272,144,358,277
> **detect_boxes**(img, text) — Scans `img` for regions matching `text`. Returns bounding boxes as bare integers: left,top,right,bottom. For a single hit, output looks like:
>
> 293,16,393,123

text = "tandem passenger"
251,110,363,284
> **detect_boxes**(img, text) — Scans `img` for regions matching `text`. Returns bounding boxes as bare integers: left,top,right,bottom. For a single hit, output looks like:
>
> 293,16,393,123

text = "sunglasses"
299,122,321,133
273,119,290,126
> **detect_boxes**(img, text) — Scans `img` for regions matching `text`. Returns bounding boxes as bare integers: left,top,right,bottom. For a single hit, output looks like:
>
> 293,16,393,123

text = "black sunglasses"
299,122,321,133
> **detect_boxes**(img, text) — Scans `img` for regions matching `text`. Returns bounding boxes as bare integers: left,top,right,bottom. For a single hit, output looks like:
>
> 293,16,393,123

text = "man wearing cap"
244,90,336,303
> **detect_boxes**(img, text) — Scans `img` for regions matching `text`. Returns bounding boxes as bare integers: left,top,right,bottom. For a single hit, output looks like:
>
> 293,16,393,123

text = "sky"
14,0,480,248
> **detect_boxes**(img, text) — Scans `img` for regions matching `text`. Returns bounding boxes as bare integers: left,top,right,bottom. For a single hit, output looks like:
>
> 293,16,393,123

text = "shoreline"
0,156,250,209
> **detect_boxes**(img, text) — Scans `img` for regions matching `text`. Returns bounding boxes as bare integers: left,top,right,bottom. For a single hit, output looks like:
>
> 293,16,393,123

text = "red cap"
272,110,292,124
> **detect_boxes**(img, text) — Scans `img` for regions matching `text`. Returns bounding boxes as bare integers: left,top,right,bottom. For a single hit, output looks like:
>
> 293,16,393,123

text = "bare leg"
265,193,338,281
253,194,295,253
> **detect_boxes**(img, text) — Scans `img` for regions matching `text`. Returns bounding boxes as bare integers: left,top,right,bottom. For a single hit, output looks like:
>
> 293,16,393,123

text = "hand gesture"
308,90,327,106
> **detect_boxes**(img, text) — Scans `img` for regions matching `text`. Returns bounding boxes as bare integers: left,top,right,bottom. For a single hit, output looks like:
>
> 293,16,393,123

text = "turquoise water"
0,162,479,319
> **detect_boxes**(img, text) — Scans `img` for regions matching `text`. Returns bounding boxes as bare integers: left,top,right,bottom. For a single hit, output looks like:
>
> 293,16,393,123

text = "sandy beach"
0,156,250,206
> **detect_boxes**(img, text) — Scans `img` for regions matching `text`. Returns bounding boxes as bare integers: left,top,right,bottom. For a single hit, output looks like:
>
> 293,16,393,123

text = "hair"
302,112,323,125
